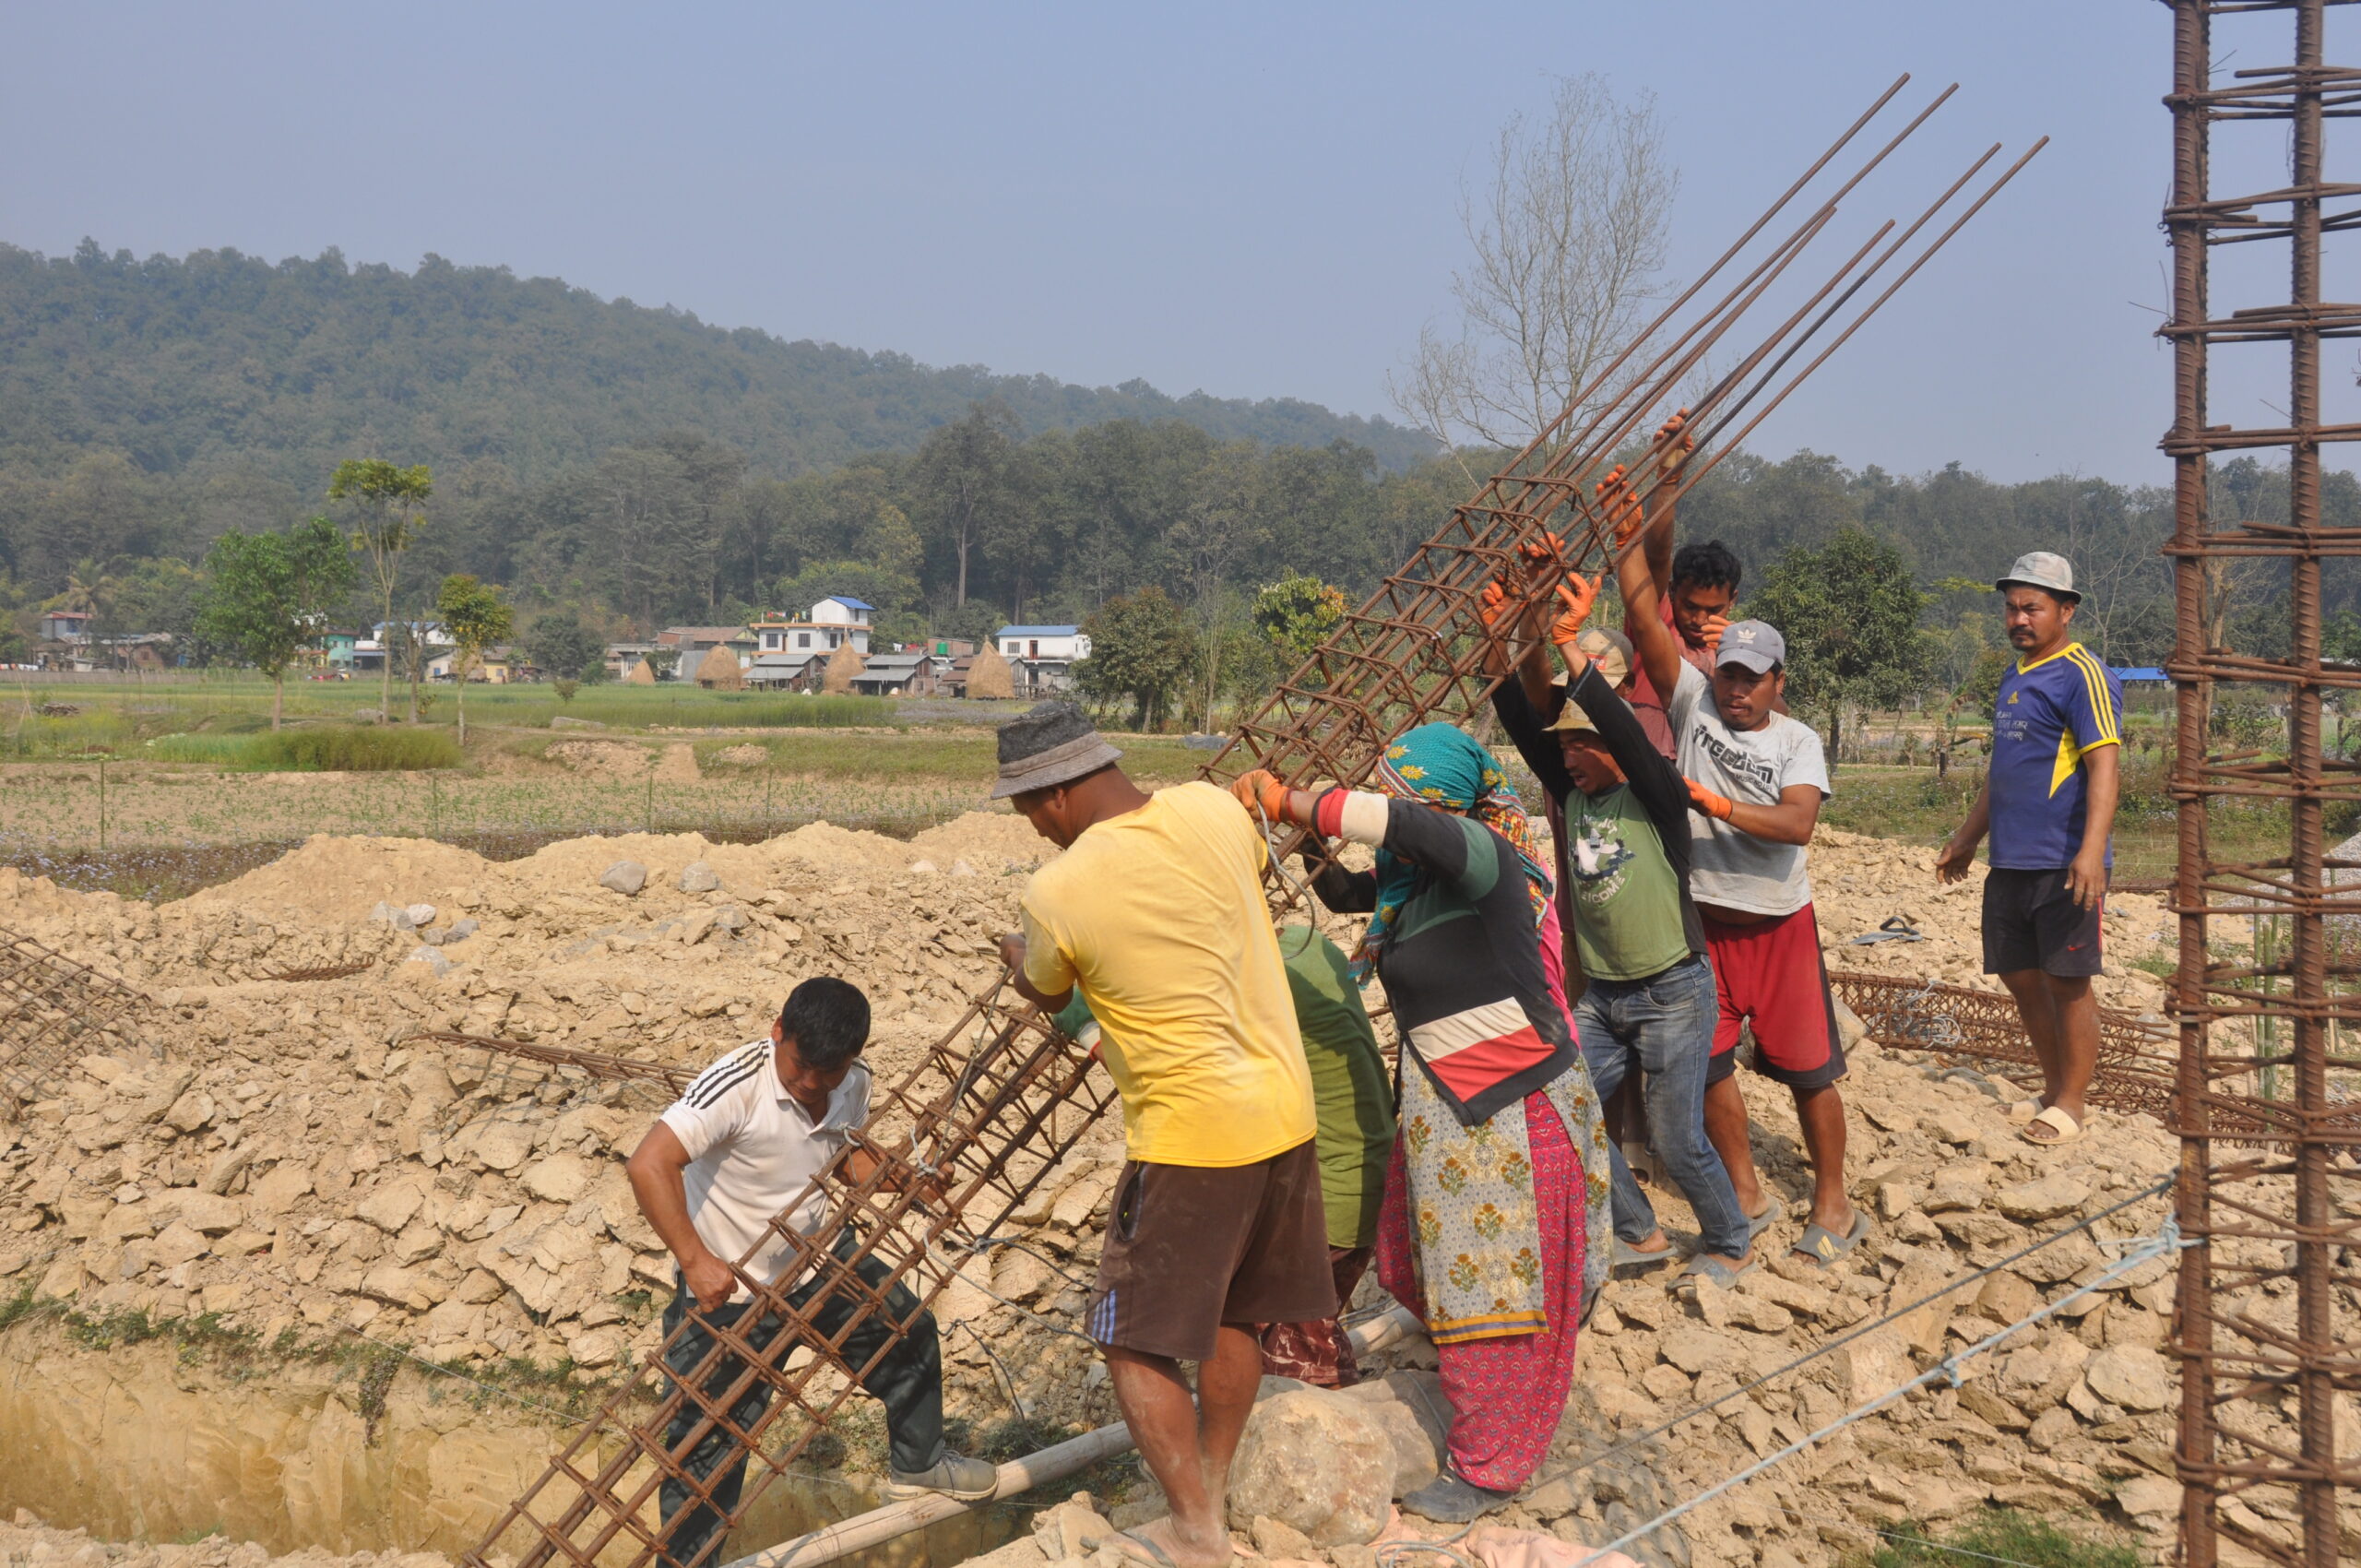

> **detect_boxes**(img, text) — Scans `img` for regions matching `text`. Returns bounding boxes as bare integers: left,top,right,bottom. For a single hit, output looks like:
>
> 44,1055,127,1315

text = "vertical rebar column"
2164,7,2217,1560
2165,5,2358,1564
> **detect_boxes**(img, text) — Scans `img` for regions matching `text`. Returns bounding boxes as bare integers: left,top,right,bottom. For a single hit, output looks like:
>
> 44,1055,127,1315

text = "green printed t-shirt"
1055,926,1393,1250
1561,782,1690,982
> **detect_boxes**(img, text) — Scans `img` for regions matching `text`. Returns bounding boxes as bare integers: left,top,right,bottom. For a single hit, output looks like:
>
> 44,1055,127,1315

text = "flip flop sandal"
2021,1104,2086,1146
1675,1252,1760,1291
1745,1197,1782,1239
1791,1211,1873,1268
1613,1239,1678,1272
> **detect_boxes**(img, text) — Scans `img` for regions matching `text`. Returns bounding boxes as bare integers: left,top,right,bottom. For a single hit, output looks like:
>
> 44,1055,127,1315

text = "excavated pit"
0,816,2249,1567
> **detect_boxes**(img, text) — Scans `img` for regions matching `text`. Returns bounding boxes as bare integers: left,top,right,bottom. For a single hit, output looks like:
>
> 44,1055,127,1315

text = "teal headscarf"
1349,723,1553,981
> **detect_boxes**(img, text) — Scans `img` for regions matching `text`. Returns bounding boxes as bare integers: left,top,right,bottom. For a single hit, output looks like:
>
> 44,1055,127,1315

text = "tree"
328,458,433,720
1390,74,1678,473
435,574,514,745
912,401,1018,606
1075,587,1199,731
1252,572,1350,664
196,517,358,730
1747,527,1927,769
526,611,605,683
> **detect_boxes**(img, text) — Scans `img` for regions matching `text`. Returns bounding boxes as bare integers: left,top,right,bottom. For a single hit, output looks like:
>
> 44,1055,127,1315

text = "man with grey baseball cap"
1939,553,2122,1148
1622,547,1864,1270
989,702,1326,1568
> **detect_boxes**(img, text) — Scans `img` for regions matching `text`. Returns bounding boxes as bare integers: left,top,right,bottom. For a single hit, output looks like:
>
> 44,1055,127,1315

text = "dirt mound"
908,809,1051,870
178,837,493,923
544,741,647,779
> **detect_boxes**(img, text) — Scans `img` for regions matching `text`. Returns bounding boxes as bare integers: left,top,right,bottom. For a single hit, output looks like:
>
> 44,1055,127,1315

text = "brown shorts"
1086,1138,1334,1361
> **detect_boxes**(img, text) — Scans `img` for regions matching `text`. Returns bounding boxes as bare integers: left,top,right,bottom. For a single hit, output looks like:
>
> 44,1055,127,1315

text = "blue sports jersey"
1988,641,2123,869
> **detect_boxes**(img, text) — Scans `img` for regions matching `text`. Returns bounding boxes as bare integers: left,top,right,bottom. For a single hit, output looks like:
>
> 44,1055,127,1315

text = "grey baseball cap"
1715,620,1786,674
991,701,1123,799
1996,551,2081,602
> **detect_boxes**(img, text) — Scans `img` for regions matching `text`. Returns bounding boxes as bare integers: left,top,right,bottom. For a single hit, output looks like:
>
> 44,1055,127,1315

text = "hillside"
0,240,1434,486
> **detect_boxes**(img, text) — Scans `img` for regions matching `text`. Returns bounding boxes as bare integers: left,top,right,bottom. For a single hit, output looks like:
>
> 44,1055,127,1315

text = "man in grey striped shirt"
628,977,993,1568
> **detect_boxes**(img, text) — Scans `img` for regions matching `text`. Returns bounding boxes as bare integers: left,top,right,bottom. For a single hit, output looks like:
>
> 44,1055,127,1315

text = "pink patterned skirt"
1374,1088,1584,1491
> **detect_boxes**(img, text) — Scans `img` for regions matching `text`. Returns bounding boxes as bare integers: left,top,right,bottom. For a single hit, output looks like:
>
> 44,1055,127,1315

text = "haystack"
625,658,658,685
822,644,864,695
695,643,743,691
965,645,1014,700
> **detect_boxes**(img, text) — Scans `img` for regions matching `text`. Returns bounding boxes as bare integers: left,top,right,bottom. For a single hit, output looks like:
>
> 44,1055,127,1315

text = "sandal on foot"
1791,1211,1872,1268
1744,1197,1782,1239
1110,1531,1178,1568
1676,1253,1760,1290
1401,1472,1515,1525
1613,1239,1677,1272
2021,1103,2085,1146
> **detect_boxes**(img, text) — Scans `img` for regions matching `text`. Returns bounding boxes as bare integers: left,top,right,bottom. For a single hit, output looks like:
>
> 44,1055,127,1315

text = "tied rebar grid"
0,927,148,1109
468,78,2042,1568
464,985,1118,1568
2165,5,2361,1564
1827,970,2183,1124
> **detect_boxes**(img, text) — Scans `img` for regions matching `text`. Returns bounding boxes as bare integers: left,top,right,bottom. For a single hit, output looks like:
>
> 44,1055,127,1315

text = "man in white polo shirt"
627,977,992,1568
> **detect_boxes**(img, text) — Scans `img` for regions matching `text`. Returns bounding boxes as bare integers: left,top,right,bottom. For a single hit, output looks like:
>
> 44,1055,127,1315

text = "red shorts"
1703,904,1847,1090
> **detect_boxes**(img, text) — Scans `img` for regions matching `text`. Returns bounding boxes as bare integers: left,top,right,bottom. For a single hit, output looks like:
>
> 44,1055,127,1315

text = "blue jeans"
1572,953,1750,1260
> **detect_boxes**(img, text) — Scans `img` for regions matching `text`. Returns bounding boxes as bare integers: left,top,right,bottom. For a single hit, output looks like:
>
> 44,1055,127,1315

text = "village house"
848,649,931,696
426,645,519,683
994,624,1090,693
37,611,91,645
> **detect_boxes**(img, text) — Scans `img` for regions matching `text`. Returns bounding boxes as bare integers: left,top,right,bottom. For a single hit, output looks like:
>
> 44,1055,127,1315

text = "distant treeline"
0,240,1435,487
13,393,2351,676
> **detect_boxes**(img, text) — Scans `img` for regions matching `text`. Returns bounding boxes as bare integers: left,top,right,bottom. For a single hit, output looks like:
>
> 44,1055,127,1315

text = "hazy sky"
6,2,2348,483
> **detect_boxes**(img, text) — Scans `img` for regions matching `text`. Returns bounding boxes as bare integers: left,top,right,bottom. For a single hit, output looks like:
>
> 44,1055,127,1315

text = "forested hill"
0,240,1435,484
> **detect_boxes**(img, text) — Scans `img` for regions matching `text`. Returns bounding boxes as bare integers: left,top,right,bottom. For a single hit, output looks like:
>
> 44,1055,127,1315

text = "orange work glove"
1697,612,1731,655
1593,464,1643,544
1685,778,1735,821
1549,576,1602,649
1479,577,1513,629
1516,530,1569,568
1230,769,1294,825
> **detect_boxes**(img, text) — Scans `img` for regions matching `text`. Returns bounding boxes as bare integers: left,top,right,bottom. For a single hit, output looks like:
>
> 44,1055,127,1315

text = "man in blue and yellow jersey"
1937,552,2123,1147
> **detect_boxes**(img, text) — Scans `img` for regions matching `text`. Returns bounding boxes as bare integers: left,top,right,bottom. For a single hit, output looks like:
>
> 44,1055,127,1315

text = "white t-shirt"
659,1039,872,1299
1669,662,1831,917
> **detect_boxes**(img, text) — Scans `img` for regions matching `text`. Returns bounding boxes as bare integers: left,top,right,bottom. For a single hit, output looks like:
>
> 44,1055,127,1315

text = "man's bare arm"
997,932,1074,1012
625,1123,736,1313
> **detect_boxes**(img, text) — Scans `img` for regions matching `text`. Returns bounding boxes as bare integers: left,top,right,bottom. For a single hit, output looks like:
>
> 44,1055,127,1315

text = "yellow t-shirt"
1020,780,1315,1168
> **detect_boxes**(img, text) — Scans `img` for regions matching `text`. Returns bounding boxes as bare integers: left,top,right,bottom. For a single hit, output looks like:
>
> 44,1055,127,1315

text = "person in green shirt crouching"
1057,922,1393,1387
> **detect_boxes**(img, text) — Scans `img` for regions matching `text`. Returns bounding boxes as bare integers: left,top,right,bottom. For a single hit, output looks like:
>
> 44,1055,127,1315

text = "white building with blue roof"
995,624,1091,693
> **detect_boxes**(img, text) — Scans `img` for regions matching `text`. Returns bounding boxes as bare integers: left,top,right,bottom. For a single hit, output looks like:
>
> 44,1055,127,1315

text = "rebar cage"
2164,4,2361,1563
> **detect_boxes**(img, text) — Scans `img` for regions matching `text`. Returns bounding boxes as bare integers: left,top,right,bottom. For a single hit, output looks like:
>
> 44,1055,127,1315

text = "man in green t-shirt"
1057,924,1394,1386
1489,584,1755,1283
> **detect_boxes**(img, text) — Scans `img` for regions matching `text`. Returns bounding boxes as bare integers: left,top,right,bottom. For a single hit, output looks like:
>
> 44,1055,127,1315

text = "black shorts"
1086,1138,1334,1361
1982,867,2103,979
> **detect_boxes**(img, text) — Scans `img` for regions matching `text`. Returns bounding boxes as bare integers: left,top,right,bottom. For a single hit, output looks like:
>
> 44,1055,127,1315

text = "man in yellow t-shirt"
991,702,1326,1568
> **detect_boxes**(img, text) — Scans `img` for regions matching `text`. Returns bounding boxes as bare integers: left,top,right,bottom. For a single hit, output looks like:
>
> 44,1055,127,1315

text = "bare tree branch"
1389,75,1679,479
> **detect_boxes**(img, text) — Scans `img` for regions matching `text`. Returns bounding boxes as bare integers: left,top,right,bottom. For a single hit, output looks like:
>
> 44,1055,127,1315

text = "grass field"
0,676,2302,897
